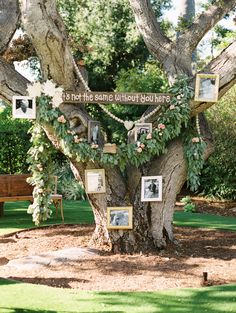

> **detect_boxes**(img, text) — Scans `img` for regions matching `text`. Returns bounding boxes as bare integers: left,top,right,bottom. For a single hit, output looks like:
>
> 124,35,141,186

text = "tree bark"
0,0,19,54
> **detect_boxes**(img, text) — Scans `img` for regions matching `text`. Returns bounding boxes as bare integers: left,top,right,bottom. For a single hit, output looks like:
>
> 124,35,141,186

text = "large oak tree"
0,0,235,252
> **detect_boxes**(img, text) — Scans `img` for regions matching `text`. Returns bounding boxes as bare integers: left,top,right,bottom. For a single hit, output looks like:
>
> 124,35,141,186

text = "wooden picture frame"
88,120,102,145
85,169,106,194
12,96,36,119
107,206,133,230
134,123,152,142
194,73,220,102
141,176,162,202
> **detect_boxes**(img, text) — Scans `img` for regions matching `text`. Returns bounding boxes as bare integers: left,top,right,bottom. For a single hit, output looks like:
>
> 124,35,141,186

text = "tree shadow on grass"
0,310,121,313
94,284,236,313
8,276,90,289
0,308,59,313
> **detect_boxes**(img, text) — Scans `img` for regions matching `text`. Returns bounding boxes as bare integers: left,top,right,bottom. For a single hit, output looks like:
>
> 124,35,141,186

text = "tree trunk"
108,139,188,253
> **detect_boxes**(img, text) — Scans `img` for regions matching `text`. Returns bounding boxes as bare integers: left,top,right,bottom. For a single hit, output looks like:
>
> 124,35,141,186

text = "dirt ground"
0,199,235,291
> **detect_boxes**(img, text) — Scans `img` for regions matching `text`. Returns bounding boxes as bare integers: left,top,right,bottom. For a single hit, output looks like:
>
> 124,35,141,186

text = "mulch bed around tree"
0,199,235,291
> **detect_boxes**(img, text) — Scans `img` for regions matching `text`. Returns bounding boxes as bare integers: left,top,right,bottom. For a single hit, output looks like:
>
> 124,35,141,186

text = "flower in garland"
140,143,145,149
137,147,143,153
52,89,63,108
158,123,166,130
57,115,66,123
192,137,200,143
91,143,99,149
27,81,42,98
74,135,81,143
146,133,152,140
169,105,175,110
42,80,58,97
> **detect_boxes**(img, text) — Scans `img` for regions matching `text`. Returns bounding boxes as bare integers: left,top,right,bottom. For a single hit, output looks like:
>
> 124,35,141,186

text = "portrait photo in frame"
194,73,220,102
134,123,152,142
88,120,102,145
12,96,36,119
141,176,162,202
85,169,106,194
107,206,133,230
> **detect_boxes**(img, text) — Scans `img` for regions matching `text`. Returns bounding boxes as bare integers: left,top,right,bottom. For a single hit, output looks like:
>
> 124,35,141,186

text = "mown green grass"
1,201,236,236
0,278,235,313
174,211,236,231
0,200,94,235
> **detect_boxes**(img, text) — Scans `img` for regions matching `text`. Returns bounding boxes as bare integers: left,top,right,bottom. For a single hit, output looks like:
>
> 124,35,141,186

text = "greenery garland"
27,124,55,225
27,75,205,224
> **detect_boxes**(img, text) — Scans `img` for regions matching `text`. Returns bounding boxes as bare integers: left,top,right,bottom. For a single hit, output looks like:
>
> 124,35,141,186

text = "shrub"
200,86,236,200
55,162,86,200
180,196,197,213
0,106,31,174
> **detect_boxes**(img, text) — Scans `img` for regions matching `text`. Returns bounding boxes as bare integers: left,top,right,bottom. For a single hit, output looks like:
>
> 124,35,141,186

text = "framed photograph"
88,120,102,145
12,96,36,119
141,176,162,202
194,74,220,102
134,123,152,142
85,169,106,194
107,206,133,230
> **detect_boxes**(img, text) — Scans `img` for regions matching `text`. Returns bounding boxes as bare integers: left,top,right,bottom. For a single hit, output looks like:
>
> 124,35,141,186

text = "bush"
200,86,236,200
180,196,197,213
55,162,86,200
0,106,31,174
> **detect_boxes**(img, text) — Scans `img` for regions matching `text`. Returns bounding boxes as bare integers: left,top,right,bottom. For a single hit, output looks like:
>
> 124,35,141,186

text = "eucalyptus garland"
27,75,205,224
27,124,55,225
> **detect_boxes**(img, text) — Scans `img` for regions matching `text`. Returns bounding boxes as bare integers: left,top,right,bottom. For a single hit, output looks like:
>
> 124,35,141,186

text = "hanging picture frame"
85,169,106,194
107,206,133,229
194,73,220,102
134,123,152,142
12,96,36,119
88,120,102,145
141,176,162,202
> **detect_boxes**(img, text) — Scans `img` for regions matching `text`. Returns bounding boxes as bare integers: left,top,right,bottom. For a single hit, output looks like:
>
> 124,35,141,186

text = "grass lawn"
1,201,236,236
1,200,236,236
0,200,94,235
174,211,236,232
0,278,235,313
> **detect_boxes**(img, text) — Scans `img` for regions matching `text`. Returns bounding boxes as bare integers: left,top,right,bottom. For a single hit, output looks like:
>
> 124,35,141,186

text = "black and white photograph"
107,206,133,230
134,123,152,142
141,176,162,202
194,74,219,102
85,169,106,194
88,120,101,145
12,96,36,119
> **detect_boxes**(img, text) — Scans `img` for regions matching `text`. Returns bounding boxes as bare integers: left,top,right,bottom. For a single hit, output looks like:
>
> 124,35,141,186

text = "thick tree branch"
21,0,75,88
177,0,236,54
0,0,20,54
0,58,29,102
128,0,172,63
191,41,236,114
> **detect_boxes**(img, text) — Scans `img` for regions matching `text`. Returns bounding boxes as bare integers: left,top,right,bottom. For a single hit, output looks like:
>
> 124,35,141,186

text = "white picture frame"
141,176,162,202
194,73,220,102
12,96,36,119
134,123,152,142
85,169,106,194
107,206,133,230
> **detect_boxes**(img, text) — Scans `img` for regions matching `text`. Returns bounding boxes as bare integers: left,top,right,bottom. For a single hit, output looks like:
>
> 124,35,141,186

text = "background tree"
200,85,236,200
0,0,235,253
0,106,31,174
